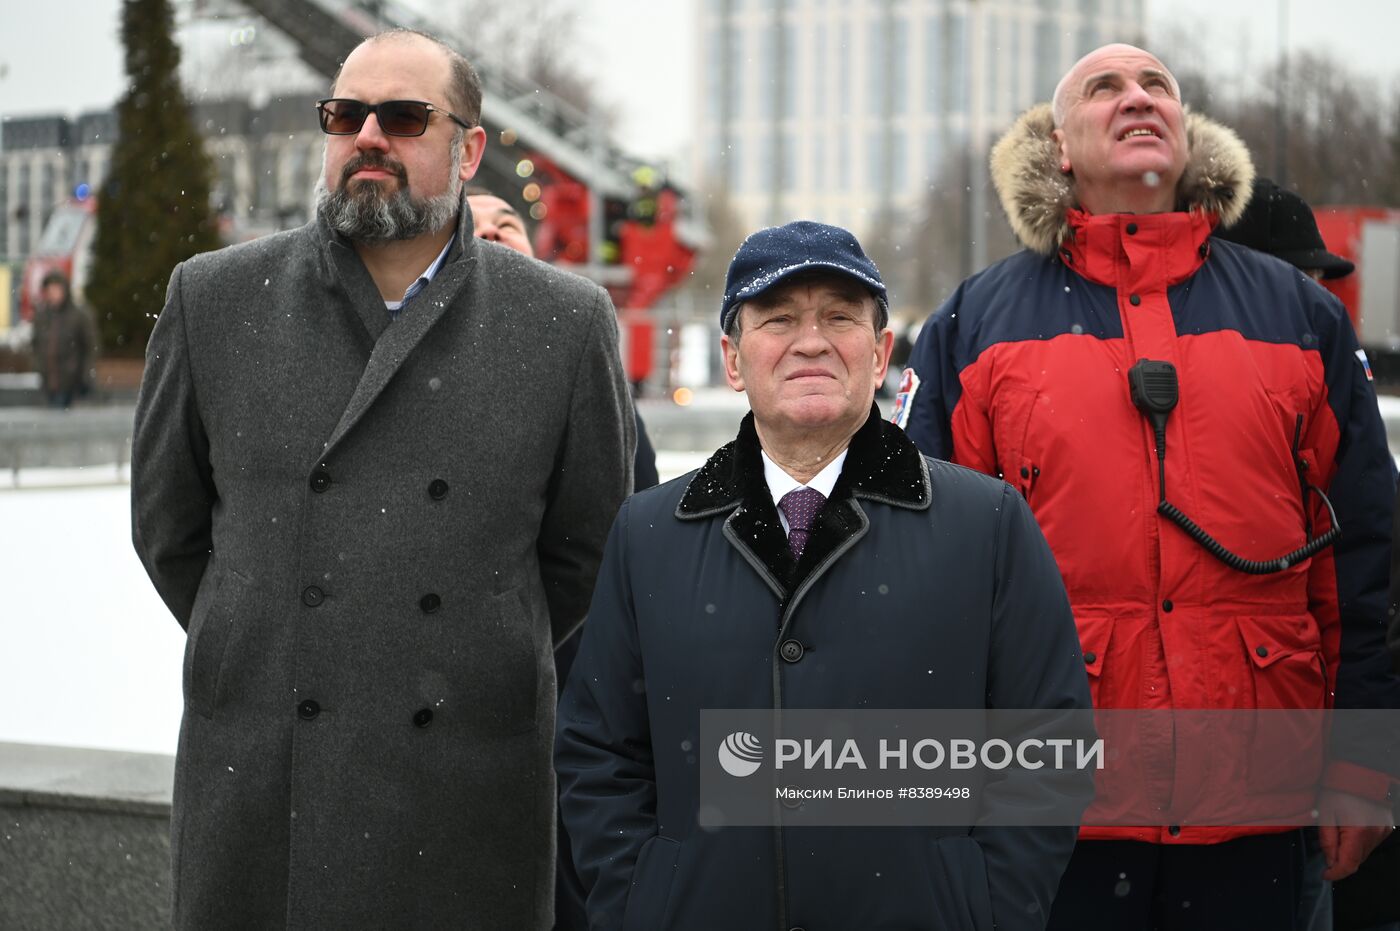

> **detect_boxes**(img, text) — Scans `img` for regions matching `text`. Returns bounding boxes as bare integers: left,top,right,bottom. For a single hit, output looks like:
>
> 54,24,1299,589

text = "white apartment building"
696,0,1145,238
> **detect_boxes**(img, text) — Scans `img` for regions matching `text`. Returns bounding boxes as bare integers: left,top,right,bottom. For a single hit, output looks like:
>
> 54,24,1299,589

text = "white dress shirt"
761,448,847,534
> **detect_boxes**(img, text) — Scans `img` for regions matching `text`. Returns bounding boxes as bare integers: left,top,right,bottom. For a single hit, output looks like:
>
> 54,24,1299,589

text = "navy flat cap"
720,220,888,333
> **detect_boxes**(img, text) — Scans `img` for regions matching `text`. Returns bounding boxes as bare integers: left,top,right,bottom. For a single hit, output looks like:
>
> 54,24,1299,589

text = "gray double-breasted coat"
131,201,634,929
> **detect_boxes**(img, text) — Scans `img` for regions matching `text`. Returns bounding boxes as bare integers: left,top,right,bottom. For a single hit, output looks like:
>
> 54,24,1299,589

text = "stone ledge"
1,743,174,929
0,742,173,817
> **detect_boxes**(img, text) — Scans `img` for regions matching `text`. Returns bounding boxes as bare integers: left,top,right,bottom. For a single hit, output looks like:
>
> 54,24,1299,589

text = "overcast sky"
0,0,1395,171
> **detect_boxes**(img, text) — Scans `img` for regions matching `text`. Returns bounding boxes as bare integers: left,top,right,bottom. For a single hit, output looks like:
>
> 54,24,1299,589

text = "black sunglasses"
315,98,473,137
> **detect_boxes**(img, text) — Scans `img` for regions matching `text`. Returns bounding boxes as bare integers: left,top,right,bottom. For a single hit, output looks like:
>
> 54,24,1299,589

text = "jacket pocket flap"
1235,615,1319,669
1074,611,1114,677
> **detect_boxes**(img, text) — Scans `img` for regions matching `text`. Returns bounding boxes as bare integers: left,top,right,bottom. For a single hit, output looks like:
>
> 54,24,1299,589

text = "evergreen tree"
90,0,219,355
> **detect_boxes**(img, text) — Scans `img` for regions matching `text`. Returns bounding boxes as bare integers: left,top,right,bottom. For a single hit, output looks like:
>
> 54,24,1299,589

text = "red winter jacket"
899,105,1399,845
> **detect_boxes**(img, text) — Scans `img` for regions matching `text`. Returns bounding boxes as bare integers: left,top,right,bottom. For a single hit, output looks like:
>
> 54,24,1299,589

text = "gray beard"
315,172,462,244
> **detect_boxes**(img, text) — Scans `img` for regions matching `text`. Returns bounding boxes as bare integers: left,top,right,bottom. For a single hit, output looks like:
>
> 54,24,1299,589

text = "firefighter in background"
31,270,98,409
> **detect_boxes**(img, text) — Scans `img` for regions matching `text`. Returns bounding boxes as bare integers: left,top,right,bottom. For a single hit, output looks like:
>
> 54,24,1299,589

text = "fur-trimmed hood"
990,103,1255,255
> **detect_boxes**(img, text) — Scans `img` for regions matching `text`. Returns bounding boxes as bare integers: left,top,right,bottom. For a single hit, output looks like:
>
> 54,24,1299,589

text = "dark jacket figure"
632,409,659,491
557,405,1092,929
552,409,656,931
31,273,97,407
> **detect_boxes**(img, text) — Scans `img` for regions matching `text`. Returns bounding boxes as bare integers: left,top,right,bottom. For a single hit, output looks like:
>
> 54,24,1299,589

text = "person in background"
466,187,535,257
1213,176,1356,282
897,44,1399,930
131,28,632,929
31,270,97,409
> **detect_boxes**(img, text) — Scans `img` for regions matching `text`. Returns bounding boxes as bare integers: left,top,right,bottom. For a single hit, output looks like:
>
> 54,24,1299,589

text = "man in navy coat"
556,221,1094,930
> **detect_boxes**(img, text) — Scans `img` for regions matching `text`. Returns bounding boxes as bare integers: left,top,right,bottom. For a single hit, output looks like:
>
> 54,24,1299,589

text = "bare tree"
1167,42,1398,208
680,183,748,312
1385,78,1400,205
907,149,1021,311
451,0,616,125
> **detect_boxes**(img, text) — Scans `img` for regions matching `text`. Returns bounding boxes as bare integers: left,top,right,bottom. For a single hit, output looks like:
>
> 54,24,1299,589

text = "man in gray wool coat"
131,28,634,930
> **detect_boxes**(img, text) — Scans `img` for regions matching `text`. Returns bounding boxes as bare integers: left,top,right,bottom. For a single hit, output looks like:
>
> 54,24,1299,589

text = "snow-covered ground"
0,480,185,756
0,455,710,758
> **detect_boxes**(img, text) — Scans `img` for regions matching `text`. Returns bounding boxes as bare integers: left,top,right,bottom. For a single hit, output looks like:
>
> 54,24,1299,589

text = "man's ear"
1052,127,1072,174
721,332,745,393
872,327,895,386
459,125,488,182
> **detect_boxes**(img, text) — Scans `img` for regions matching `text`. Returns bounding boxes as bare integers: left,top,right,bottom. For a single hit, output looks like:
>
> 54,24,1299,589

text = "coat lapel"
677,420,793,602
318,214,479,458
781,410,931,623
326,239,389,349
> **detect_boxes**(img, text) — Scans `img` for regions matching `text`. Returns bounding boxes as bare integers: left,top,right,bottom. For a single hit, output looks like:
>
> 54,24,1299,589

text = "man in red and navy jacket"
898,43,1400,930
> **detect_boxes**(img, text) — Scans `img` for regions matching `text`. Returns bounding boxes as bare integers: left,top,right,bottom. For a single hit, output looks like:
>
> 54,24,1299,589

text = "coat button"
1129,293,1141,306
428,479,449,500
1020,466,1030,479
420,593,442,614
1256,645,1269,658
1162,600,1174,613
413,708,434,728
1083,651,1097,665
310,469,331,493
302,586,324,607
1168,824,1181,837
780,639,804,663
1126,222,1138,235
298,699,320,720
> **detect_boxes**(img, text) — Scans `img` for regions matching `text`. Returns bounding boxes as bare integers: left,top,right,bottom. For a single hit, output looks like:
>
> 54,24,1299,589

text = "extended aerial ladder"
231,0,700,384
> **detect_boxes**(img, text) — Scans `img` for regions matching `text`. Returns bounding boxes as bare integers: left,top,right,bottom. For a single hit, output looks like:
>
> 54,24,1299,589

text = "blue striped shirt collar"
385,233,456,319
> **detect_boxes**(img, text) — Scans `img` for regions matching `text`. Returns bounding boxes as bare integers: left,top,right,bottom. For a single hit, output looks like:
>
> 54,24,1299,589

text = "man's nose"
478,224,500,241
1120,81,1155,111
355,112,391,151
791,321,832,353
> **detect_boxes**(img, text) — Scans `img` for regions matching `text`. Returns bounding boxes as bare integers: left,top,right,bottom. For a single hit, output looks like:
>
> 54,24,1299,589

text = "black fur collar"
676,405,931,595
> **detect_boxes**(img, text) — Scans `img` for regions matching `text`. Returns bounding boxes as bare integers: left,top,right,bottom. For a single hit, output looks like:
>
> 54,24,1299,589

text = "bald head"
1049,42,1188,214
1052,43,1180,127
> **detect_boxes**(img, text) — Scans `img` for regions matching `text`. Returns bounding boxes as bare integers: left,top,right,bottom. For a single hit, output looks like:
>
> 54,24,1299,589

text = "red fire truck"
1315,208,1400,339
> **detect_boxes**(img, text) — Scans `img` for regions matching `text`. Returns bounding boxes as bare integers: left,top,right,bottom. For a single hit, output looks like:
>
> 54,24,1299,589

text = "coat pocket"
184,568,252,719
1074,611,1115,707
621,835,681,931
1231,615,1328,798
1234,615,1327,709
990,384,1040,495
471,586,541,737
926,834,994,931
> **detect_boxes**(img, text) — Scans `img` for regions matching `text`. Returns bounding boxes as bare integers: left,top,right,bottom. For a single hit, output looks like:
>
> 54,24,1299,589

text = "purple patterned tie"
778,487,826,560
